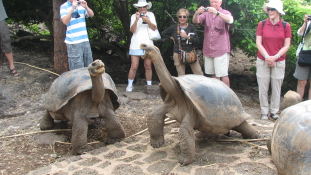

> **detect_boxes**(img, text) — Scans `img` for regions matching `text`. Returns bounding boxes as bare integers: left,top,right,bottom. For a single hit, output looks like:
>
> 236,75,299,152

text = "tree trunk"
53,0,68,74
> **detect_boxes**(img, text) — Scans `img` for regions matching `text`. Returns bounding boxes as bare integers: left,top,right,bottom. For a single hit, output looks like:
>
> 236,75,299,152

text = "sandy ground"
0,45,279,175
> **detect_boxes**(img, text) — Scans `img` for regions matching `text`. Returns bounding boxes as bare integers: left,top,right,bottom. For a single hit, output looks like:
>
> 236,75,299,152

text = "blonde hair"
177,8,190,17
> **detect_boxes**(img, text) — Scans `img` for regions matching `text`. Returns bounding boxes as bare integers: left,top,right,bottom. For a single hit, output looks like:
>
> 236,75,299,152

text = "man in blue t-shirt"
0,0,18,76
60,0,94,70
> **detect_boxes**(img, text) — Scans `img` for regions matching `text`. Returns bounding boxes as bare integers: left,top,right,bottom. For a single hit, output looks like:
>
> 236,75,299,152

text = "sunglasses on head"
267,8,277,11
178,16,187,19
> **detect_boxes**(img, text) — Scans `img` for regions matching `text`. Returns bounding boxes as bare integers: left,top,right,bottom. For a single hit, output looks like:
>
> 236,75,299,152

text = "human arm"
298,15,310,36
61,0,78,25
80,1,94,17
192,6,204,24
130,12,140,33
207,7,233,24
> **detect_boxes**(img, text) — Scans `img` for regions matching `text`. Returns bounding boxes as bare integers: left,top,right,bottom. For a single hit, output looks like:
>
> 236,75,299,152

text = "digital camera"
204,7,209,12
308,15,311,20
140,13,147,24
77,0,82,4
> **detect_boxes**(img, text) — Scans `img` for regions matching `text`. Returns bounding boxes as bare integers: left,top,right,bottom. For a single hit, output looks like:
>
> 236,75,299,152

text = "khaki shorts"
204,53,229,77
0,20,12,53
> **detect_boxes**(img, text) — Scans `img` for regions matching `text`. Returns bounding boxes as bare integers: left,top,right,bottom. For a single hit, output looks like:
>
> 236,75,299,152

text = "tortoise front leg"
71,114,89,154
101,107,125,144
179,116,195,165
233,121,259,139
148,104,168,148
40,110,54,130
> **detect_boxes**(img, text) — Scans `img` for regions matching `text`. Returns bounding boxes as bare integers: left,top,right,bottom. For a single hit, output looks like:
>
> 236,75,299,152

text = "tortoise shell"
44,67,119,112
270,100,311,175
160,75,249,132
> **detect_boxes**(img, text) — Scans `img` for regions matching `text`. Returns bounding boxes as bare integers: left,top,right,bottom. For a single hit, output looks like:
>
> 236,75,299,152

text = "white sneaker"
126,86,133,92
261,114,268,120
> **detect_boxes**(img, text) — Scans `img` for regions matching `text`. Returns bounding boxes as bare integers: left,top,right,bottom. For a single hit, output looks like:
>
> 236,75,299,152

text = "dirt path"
0,47,278,175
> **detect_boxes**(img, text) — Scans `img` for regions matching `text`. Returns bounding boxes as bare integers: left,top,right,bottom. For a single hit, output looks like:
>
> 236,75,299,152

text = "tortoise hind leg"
40,110,54,130
178,116,196,165
232,121,259,139
71,113,89,154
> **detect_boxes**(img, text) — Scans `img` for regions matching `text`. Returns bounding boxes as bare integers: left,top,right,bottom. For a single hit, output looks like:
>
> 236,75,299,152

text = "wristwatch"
216,11,220,16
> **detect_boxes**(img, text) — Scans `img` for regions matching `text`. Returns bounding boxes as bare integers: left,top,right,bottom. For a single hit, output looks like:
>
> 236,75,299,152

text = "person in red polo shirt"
256,0,292,120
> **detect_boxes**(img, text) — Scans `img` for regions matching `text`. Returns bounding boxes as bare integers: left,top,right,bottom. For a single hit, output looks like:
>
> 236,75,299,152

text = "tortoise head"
88,59,105,77
140,44,161,62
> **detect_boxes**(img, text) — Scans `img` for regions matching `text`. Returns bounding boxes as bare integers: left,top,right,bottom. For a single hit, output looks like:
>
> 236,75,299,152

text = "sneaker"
270,113,279,120
261,114,268,120
126,86,133,92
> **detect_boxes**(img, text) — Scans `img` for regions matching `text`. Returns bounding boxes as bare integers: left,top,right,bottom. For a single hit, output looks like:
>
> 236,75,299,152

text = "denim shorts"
0,20,12,53
129,49,145,56
66,41,93,70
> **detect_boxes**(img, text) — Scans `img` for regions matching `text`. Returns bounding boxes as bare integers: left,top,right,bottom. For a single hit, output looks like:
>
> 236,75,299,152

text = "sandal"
9,68,19,77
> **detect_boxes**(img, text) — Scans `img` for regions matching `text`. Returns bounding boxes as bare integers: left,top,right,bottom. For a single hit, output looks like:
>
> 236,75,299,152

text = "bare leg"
5,52,18,76
221,76,230,87
297,80,307,100
144,57,152,81
128,55,140,80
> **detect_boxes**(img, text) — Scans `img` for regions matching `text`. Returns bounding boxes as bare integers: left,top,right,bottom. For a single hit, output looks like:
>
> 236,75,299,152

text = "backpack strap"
262,19,286,30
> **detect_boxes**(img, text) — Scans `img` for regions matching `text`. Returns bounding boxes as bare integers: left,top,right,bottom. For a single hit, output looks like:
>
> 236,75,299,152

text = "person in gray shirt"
0,0,18,76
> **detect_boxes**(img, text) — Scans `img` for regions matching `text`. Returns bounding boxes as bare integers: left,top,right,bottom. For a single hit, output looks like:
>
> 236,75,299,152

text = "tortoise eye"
92,63,96,66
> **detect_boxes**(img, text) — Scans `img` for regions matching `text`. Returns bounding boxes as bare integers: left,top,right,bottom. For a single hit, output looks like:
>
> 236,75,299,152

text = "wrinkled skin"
268,98,310,175
141,44,258,165
40,60,125,154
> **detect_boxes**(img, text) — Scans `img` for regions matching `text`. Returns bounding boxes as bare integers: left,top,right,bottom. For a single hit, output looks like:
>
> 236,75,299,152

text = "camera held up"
140,13,147,24
204,7,209,12
308,15,311,21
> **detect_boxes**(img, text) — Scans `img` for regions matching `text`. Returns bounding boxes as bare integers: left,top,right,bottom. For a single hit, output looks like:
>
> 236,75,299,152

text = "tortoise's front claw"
150,136,164,148
178,156,193,166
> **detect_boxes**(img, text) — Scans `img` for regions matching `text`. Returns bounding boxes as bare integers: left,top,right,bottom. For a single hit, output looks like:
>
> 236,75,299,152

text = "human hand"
265,56,276,67
304,14,311,23
72,0,78,8
79,0,88,8
195,6,205,14
180,31,188,39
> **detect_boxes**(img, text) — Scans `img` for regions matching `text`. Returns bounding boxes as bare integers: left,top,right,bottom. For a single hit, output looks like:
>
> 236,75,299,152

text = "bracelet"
264,55,270,59
275,54,280,59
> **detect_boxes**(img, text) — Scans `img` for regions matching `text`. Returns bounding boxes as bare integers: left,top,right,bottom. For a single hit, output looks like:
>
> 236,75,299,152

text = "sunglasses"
178,16,187,19
267,8,277,11
138,6,147,8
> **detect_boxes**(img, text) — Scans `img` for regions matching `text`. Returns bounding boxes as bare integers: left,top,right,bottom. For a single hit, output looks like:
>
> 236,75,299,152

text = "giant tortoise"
140,44,259,165
268,99,310,175
40,60,125,154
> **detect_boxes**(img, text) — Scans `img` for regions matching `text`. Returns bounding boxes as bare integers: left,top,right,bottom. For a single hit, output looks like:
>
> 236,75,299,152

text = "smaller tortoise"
268,98,310,175
140,44,259,165
40,60,125,154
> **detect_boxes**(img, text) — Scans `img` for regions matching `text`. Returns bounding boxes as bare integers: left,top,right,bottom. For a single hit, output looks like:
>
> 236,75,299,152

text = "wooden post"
53,0,68,74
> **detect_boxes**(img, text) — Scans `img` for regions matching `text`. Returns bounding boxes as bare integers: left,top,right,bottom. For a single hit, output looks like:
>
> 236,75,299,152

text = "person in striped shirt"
60,0,94,70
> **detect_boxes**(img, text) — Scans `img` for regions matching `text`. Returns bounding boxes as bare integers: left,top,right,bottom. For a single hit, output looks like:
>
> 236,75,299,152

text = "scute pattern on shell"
271,100,311,175
161,75,250,133
44,67,119,112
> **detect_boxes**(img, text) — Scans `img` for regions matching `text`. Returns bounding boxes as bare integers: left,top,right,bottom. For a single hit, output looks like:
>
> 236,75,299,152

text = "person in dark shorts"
0,0,18,76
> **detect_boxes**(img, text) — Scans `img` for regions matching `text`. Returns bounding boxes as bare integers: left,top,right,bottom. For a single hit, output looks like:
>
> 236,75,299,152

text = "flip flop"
9,68,19,77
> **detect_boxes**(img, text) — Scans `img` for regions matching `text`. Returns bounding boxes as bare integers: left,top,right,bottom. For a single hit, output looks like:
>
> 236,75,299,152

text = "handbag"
298,21,311,66
148,27,161,40
177,24,197,64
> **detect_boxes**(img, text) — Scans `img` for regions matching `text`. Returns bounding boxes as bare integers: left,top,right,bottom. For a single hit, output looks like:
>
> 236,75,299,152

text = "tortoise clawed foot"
73,145,90,155
106,137,122,144
178,156,193,166
150,136,164,148
245,131,260,139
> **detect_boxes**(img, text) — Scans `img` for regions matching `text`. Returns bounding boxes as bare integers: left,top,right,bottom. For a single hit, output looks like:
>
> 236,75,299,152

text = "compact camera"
204,7,209,12
308,15,311,21
140,13,147,24
77,0,82,5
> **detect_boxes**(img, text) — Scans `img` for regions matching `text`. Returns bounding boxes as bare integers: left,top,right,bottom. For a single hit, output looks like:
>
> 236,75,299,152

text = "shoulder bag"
177,24,197,64
298,21,311,66
148,27,161,40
